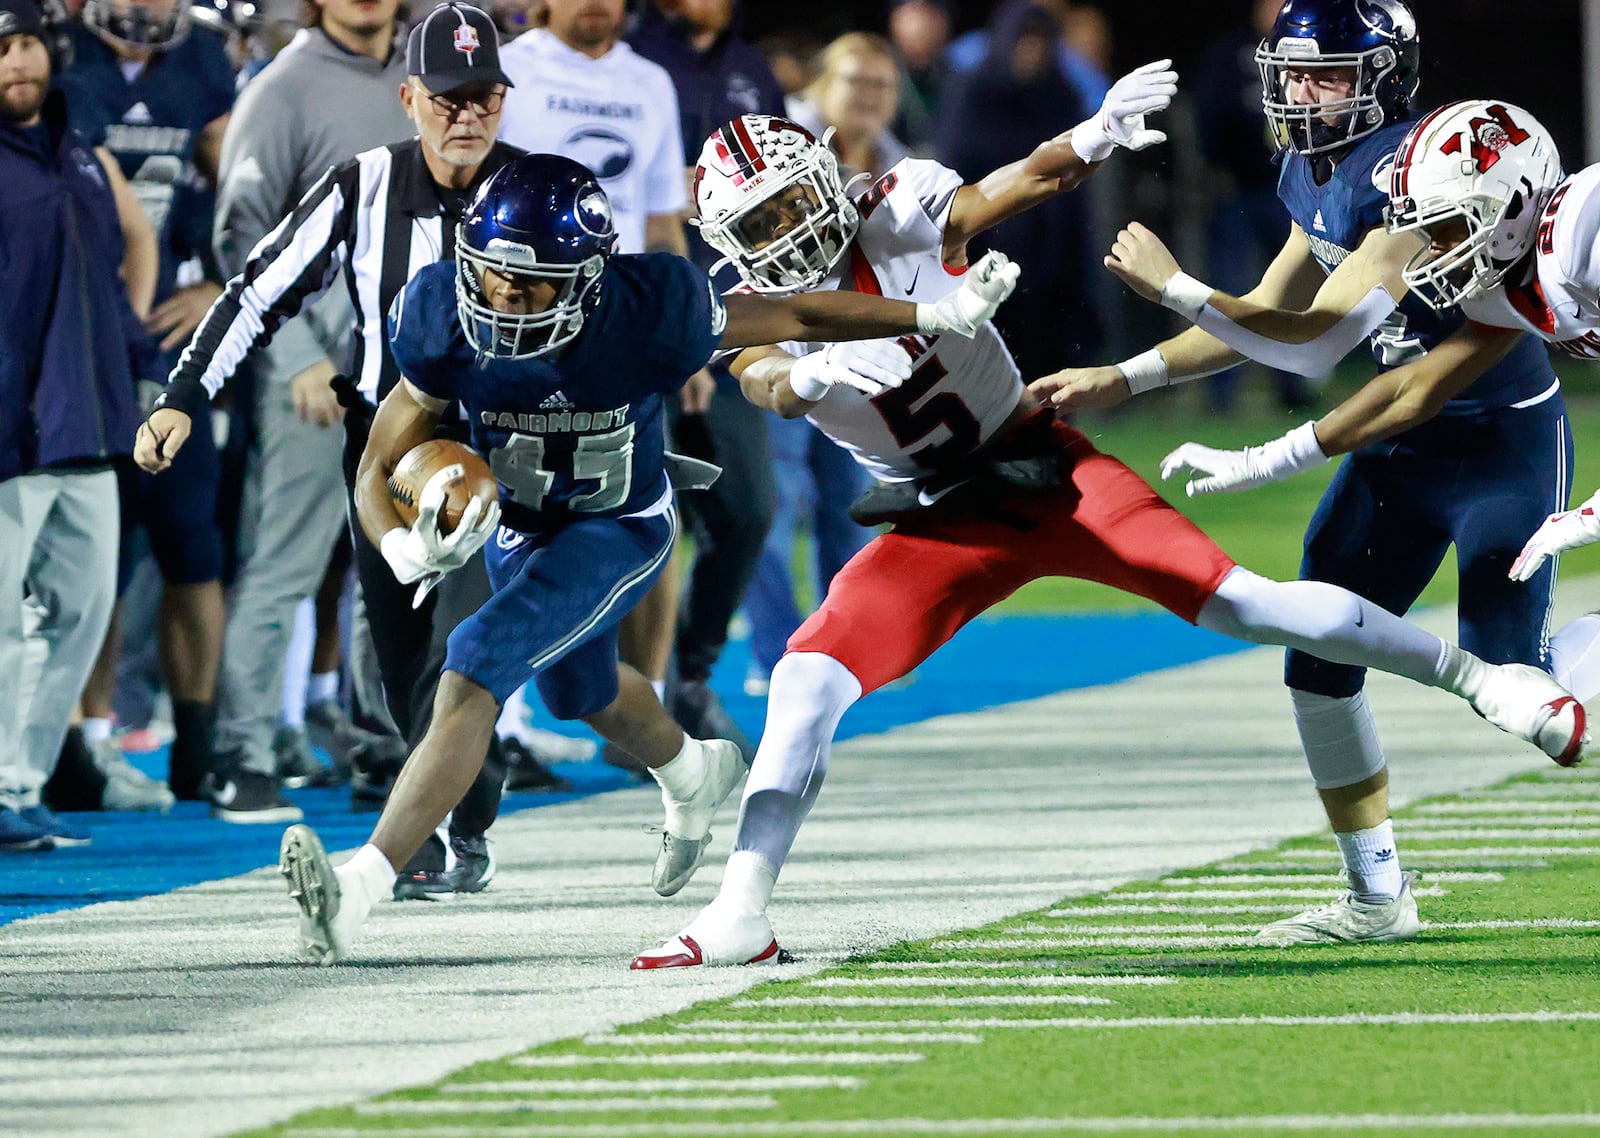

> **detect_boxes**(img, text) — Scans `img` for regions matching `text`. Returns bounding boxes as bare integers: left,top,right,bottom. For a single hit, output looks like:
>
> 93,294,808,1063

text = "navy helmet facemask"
83,0,195,50
1256,0,1420,157
455,153,617,361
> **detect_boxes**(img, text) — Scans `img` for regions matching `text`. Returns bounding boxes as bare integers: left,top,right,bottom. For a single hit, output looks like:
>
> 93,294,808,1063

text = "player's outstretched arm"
943,60,1177,258
1111,221,1419,378
1158,321,1524,498
1032,226,1325,413
720,250,1019,348
733,341,914,418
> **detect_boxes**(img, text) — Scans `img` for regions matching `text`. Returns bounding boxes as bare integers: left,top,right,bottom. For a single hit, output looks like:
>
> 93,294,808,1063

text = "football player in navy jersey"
1032,0,1573,946
269,152,1019,965
55,0,236,800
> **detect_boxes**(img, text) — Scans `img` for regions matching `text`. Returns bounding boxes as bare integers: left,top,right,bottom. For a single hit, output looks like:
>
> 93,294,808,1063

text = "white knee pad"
742,652,862,799
1291,688,1387,790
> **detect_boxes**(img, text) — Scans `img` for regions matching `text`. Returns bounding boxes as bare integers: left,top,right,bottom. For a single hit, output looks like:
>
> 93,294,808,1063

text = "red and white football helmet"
692,115,861,294
1387,99,1563,310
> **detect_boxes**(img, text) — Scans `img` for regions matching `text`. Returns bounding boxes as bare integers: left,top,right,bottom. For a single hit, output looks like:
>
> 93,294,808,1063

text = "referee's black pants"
341,419,504,839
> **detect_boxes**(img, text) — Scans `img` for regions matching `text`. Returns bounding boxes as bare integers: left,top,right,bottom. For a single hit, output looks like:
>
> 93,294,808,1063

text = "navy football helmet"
1256,0,1420,156
83,0,195,50
455,154,618,360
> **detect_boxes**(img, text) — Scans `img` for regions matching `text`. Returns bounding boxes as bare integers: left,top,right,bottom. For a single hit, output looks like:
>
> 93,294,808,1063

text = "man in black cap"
137,2,534,896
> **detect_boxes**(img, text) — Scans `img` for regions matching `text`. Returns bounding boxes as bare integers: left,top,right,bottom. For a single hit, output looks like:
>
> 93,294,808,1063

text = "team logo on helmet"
1439,104,1531,174
576,189,613,238
1357,0,1415,38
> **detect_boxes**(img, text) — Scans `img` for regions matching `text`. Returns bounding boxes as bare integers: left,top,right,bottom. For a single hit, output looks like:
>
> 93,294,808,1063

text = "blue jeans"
743,414,871,674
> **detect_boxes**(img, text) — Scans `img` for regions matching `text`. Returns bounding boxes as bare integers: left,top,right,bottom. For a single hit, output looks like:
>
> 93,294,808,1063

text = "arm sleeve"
211,79,332,383
643,74,688,216
1192,285,1399,378
649,256,724,387
163,162,357,411
386,270,461,403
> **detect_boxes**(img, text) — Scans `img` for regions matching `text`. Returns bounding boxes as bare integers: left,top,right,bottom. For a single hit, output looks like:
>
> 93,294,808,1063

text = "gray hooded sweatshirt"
212,26,412,385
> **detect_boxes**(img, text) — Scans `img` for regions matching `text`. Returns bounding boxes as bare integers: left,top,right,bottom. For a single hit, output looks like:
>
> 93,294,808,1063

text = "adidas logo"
1374,848,1395,863
539,389,575,410
1312,208,1326,233
125,101,153,125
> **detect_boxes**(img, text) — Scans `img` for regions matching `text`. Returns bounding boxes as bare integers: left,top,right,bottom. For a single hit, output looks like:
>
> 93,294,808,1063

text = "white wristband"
1069,117,1114,163
1159,271,1214,323
1115,348,1169,396
786,354,831,402
1280,420,1329,473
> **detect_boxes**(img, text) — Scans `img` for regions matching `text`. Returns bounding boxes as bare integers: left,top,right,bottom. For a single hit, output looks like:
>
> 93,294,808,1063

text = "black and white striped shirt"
161,138,520,418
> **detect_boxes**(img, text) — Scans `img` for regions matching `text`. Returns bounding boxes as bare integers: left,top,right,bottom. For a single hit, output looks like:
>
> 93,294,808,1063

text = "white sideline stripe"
283,1111,1600,1135
1269,845,1600,858
1048,905,1313,917
732,994,1115,1008
443,1077,862,1093
510,1052,924,1067
1106,887,1447,900
809,975,1177,988
1402,817,1600,829
1161,872,1502,885
355,1095,776,1115
585,1031,983,1046
936,935,1264,950
865,962,1173,980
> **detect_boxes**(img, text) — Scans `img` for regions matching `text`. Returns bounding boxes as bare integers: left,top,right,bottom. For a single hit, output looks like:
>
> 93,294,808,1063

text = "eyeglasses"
423,87,505,120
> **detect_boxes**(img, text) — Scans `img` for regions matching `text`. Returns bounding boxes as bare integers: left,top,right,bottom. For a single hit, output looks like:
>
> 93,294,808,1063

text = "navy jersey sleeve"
636,253,727,390
54,72,112,148
1343,125,1408,234
193,30,238,125
387,263,467,402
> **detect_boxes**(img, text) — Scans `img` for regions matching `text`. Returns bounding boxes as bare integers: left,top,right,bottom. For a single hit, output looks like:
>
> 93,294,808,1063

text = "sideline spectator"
201,0,411,822
886,0,950,154
787,32,908,181
0,0,152,850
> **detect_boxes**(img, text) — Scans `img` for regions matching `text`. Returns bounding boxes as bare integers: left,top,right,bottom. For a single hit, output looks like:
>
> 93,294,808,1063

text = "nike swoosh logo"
907,266,921,295
1354,607,1365,628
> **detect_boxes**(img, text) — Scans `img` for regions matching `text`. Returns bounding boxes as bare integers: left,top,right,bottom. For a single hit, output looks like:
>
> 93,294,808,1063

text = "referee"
137,2,520,897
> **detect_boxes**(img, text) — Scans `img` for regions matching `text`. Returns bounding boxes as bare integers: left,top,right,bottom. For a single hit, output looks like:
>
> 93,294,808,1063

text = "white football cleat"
653,738,746,897
631,904,783,970
279,824,371,966
1256,870,1421,945
1471,663,1588,766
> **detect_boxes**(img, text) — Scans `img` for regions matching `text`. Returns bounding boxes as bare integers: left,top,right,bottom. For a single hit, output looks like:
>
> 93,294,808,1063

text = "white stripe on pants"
0,467,118,807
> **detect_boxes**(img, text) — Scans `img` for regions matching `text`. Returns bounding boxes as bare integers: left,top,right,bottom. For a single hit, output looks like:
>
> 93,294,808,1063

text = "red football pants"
788,422,1238,695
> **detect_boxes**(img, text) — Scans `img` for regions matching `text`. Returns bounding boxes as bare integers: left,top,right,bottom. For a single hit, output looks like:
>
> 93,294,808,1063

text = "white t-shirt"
497,29,688,255
785,158,1022,482
1462,163,1600,360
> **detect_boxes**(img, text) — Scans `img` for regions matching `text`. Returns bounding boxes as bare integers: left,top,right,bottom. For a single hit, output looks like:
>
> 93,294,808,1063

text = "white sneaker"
1472,663,1588,766
631,903,783,970
653,739,746,897
92,740,175,812
279,825,370,966
1256,870,1421,945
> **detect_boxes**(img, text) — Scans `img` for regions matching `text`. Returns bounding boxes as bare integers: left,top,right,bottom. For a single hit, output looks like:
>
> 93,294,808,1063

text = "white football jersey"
785,158,1022,482
1461,163,1600,358
497,30,688,255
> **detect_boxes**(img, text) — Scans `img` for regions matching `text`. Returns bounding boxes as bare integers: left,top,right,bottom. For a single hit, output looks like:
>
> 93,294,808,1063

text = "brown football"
388,438,498,534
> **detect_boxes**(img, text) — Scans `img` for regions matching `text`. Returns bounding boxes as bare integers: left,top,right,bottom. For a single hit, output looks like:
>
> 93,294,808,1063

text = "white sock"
307,670,339,706
718,849,778,916
1334,821,1402,904
337,843,396,908
649,734,704,799
81,717,113,746
1550,613,1600,705
651,679,667,702
1434,642,1490,701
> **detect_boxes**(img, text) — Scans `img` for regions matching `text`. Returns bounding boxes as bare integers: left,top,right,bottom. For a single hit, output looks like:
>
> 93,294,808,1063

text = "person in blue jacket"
0,0,156,852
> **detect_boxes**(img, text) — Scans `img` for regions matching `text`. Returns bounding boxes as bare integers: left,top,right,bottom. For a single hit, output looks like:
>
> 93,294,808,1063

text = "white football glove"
1071,59,1178,162
380,468,501,606
915,250,1020,338
787,338,914,400
1510,491,1600,582
1159,422,1328,497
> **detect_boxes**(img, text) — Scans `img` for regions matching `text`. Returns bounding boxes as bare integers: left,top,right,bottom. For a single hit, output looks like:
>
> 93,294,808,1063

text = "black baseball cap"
406,2,513,94
0,0,46,41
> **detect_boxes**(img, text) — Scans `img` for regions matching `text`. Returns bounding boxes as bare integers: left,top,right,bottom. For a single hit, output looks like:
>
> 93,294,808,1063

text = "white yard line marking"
674,1013,1600,1030
354,1095,776,1114
1268,845,1599,858
284,1110,1600,1135
733,994,1116,1008
1047,905,1309,916
509,1052,924,1068
1414,801,1600,815
936,935,1265,950
864,962,1172,979
1381,829,1595,840
442,1077,862,1093
1105,888,1446,900
585,1031,983,1046
810,975,1176,988
1159,872,1502,885
1402,817,1599,829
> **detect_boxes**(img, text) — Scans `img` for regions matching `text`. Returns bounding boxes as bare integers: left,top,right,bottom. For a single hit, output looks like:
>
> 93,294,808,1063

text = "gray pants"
214,378,348,776
0,468,118,808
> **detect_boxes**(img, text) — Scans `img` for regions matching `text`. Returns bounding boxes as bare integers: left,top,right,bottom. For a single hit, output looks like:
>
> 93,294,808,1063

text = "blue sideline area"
0,612,1245,927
